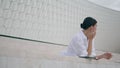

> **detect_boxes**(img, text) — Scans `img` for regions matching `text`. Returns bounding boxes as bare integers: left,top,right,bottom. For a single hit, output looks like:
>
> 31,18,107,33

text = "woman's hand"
86,31,96,40
96,52,112,60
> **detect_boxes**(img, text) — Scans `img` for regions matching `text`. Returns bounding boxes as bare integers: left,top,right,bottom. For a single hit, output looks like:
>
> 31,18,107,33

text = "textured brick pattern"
0,0,120,53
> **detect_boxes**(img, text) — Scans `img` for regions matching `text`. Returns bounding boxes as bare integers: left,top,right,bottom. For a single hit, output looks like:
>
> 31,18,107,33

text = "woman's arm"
87,31,96,56
87,40,93,56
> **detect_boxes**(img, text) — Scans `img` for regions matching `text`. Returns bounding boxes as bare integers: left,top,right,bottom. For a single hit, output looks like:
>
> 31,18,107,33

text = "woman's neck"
82,30,90,39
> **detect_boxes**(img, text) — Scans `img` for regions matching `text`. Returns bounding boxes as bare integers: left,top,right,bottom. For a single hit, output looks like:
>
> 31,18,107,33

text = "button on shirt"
66,30,96,57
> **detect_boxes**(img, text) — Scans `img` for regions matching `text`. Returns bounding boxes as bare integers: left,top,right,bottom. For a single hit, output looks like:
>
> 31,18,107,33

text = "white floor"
0,36,120,68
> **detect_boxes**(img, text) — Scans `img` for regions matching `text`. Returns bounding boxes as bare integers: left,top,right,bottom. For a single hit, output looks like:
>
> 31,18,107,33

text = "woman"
66,17,112,60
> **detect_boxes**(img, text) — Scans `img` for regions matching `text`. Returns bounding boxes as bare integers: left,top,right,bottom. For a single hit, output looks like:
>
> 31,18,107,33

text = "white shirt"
65,30,96,57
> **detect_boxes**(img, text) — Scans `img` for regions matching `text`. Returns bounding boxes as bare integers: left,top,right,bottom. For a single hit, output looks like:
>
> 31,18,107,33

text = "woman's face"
93,24,97,32
90,24,97,32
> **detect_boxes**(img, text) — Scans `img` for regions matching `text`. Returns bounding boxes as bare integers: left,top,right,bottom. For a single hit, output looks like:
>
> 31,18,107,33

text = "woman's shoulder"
72,31,83,40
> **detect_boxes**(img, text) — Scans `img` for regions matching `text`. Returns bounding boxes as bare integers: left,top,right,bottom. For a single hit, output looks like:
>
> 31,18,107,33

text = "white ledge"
0,36,120,68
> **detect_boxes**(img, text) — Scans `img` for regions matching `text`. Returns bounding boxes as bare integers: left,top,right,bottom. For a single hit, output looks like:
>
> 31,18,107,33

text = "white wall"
0,0,120,53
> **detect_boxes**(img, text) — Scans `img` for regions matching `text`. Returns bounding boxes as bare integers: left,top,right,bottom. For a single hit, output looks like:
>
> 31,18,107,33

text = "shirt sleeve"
71,37,88,57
